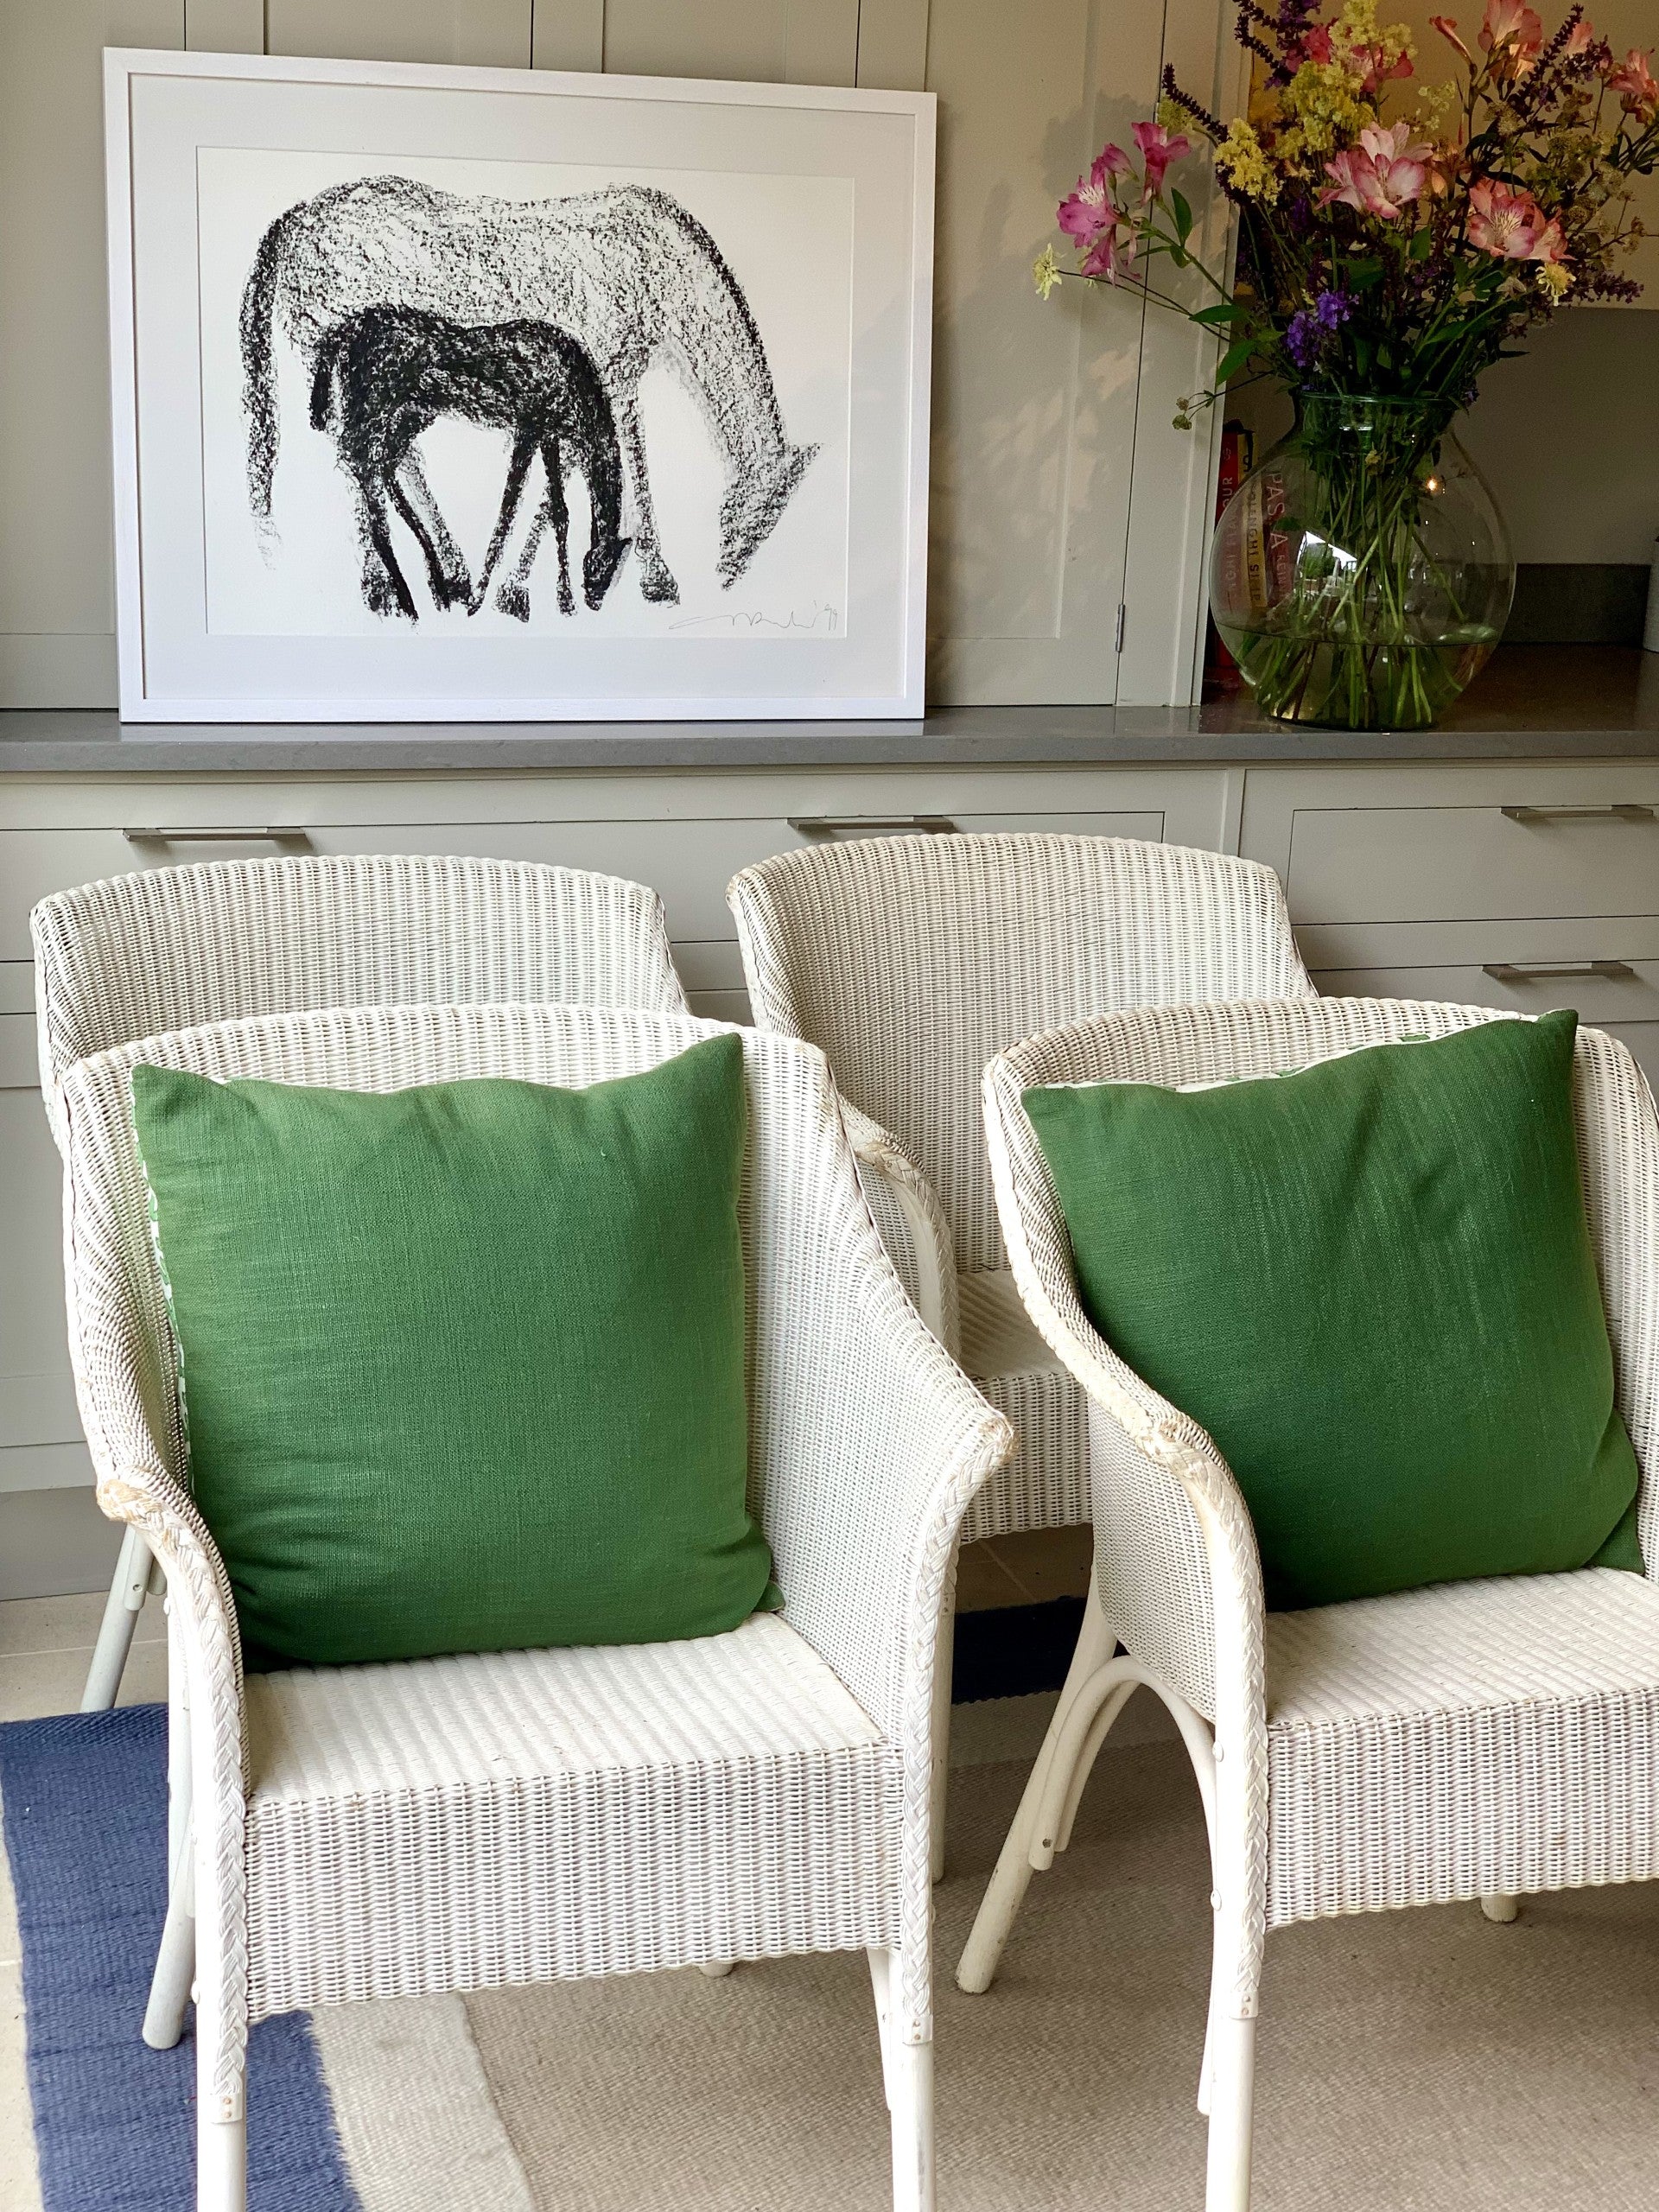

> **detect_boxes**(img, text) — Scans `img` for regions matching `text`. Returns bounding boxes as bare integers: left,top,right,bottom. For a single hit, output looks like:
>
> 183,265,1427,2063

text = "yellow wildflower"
1213,118,1281,202
1536,260,1573,297
1033,244,1061,300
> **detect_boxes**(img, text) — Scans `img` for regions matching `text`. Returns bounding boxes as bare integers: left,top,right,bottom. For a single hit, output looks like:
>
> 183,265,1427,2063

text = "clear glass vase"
1209,393,1514,731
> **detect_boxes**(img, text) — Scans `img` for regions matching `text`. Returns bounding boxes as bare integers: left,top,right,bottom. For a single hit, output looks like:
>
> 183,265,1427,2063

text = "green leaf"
1172,189,1194,243
1214,336,1256,384
1192,300,1245,327
1408,227,1433,261
1345,257,1385,291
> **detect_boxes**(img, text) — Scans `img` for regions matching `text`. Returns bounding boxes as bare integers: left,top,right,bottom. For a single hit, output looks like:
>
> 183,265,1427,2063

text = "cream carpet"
317,1739,1659,2212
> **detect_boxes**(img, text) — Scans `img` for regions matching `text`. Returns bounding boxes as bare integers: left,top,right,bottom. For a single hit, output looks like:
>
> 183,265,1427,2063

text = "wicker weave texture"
728,834,1313,1554
60,1003,1014,2102
728,834,1314,1277
33,854,687,1141
245,1619,902,2013
983,995,1659,2011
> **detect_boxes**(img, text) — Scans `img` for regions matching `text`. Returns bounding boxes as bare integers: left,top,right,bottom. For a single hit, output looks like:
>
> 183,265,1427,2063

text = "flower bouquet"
1039,3,1658,728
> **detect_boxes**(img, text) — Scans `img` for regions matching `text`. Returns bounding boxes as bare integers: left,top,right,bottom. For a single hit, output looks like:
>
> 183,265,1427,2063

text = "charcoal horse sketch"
308,306,631,622
239,175,818,616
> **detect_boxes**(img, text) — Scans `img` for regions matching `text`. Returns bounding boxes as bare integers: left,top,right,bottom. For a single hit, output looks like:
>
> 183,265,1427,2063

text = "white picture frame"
104,48,934,724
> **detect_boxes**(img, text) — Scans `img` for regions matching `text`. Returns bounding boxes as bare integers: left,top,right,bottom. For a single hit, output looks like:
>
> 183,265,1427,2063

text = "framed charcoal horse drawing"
104,49,933,721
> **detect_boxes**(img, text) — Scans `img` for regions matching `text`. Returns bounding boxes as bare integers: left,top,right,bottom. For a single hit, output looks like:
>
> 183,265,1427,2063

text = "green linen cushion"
1023,1009,1642,1611
132,1032,775,1669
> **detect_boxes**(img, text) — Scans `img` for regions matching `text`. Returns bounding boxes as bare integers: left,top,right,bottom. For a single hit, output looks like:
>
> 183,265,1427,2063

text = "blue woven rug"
0,1705,359,2212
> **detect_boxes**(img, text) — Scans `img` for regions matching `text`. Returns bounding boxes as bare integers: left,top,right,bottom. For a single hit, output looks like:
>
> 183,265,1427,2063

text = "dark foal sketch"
241,175,817,617
308,307,631,622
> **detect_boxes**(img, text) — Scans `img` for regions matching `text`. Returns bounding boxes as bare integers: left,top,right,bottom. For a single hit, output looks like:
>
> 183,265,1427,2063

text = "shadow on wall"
925,84,1150,658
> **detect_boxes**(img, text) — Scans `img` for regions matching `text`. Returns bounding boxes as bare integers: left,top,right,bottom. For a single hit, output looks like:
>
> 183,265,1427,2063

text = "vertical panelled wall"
0,0,1231,711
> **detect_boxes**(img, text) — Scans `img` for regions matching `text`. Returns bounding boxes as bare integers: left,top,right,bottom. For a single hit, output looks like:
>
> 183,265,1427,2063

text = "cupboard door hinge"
1114,602,1127,653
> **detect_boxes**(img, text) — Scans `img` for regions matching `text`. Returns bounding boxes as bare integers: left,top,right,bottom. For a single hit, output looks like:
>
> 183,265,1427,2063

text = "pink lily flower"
1319,124,1433,222
1080,221,1137,282
1057,150,1122,245
1479,0,1543,75
1561,17,1596,59
1298,22,1333,63
1606,47,1658,116
1350,42,1415,95
1467,177,1565,259
1131,119,1192,195
1430,15,1477,64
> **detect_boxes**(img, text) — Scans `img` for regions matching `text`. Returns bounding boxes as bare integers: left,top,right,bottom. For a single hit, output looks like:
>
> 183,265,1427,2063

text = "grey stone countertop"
2,646,1656,776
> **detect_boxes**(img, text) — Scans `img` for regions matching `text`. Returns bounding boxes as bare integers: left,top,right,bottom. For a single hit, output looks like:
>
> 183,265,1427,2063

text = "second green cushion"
1023,1010,1641,1611
133,1032,774,1669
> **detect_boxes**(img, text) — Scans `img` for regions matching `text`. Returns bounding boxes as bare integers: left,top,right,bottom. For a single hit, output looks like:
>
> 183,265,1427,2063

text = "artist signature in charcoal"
671,602,841,636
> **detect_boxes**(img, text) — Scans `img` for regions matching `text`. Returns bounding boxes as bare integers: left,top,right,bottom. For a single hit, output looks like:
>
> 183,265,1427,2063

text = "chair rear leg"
955,1580,1119,1993
1480,1893,1519,1923
143,1855,196,2050
81,1525,151,1711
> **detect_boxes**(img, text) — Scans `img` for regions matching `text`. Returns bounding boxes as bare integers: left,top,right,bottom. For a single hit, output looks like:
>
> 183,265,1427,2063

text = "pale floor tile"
0,1961,43,2212
987,1524,1095,1605
0,1591,166,1659
0,1637,166,1726
955,1538,1028,1612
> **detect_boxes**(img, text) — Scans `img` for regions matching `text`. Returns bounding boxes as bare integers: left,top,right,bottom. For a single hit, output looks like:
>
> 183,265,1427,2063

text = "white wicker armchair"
32,852,687,1710
59,1003,1012,2212
729,834,1314,1873
957,996,1659,2212
728,834,1314,1546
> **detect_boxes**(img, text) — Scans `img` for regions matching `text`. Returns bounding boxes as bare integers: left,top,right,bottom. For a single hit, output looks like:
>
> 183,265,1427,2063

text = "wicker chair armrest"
765,1205,1012,1751
761,1160,1011,2043
836,1101,960,1351
979,1058,1267,1732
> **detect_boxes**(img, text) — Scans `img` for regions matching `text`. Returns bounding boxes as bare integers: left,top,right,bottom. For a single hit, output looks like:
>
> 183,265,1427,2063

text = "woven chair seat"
1265,1567,1659,1926
957,1271,1084,1543
245,1614,899,2015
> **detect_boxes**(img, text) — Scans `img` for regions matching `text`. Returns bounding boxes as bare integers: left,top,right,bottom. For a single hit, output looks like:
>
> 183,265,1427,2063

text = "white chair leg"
198,2117,247,2212
143,1853,195,2049
887,2036,935,2212
696,1959,734,1978
1480,1893,1519,1923
955,1586,1122,1996
167,1607,188,1874
80,1525,152,1711
147,1741,194,2049
871,1956,933,2212
1204,2013,1256,2212
195,1938,246,2212
868,1946,897,2108
930,1548,958,1883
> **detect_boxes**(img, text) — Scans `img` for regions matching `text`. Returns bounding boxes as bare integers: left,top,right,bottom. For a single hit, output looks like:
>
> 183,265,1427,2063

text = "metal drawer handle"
786,815,957,839
1500,804,1654,823
1483,960,1636,982
123,826,309,844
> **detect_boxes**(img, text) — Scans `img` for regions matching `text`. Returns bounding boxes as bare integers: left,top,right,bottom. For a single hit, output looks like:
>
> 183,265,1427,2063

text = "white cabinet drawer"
0,804,1167,961
1287,799,1659,926
1311,961,1659,1091
0,1090,80,1453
